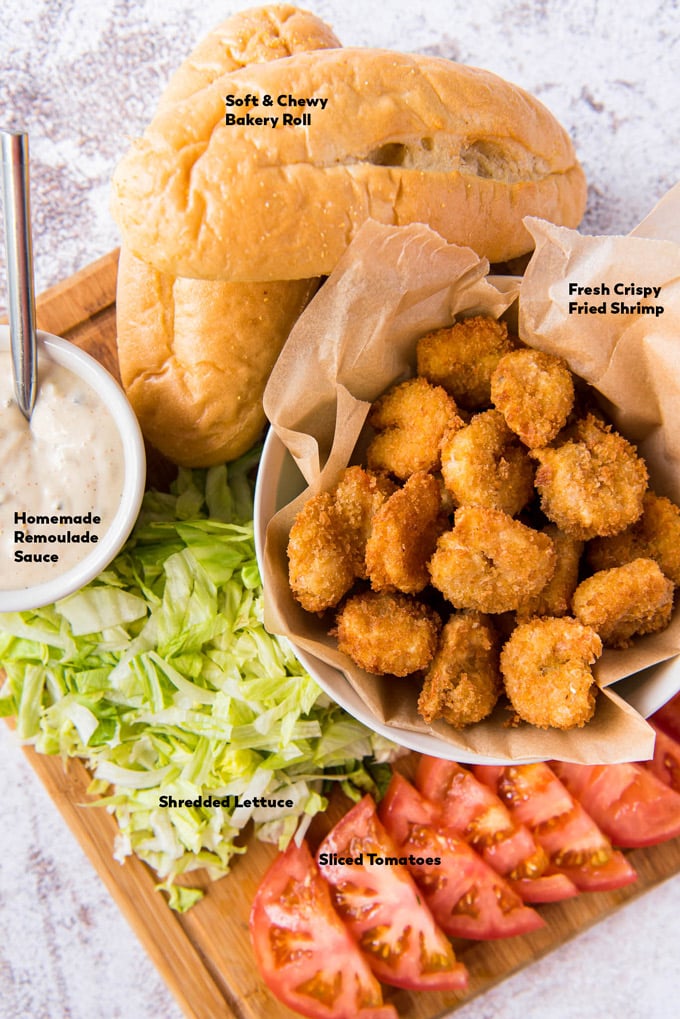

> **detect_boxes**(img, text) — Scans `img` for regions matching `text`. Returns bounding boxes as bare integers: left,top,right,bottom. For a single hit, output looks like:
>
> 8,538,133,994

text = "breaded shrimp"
491,348,574,448
366,471,446,594
572,558,674,648
287,492,357,613
416,315,516,409
366,376,463,480
287,467,393,611
501,617,603,730
587,491,680,585
417,612,501,727
428,506,557,614
531,414,648,540
334,590,441,676
440,409,534,516
516,525,584,621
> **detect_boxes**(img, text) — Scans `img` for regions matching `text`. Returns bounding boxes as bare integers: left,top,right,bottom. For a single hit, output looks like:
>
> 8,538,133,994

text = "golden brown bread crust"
115,6,339,465
111,47,587,280
116,249,317,466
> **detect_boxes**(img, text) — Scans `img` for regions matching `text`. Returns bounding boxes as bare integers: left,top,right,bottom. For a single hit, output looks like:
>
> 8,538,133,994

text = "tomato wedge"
378,772,544,939
550,760,680,848
316,795,468,993
415,756,578,903
644,723,680,793
474,763,637,892
650,690,680,745
249,839,398,1019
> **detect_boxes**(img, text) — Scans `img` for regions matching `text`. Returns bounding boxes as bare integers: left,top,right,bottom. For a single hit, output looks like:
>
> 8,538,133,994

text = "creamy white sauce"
0,350,125,591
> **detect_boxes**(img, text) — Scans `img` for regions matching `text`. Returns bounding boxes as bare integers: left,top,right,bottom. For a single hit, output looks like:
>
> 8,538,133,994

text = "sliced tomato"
378,772,544,939
650,690,680,745
249,839,398,1019
550,760,680,848
415,756,578,903
645,723,680,793
474,763,637,892
316,795,468,993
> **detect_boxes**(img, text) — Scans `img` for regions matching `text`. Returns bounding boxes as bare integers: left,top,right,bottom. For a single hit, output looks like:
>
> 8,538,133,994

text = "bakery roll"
111,47,587,280
115,5,339,465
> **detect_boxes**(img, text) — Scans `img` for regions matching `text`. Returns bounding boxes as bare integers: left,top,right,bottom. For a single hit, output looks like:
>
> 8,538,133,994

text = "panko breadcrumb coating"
366,376,463,480
428,506,557,614
334,591,441,676
287,467,393,612
491,348,574,448
417,612,501,727
572,558,674,648
587,491,680,585
440,409,535,516
366,471,446,594
501,617,603,730
416,315,516,409
531,414,648,540
516,525,584,621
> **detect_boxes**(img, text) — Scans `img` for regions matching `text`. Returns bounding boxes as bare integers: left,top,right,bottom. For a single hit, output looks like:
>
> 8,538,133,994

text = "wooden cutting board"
6,250,680,1019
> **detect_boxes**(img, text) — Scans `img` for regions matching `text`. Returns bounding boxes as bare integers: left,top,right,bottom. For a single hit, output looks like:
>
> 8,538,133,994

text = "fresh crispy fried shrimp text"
587,491,680,585
572,558,674,648
366,471,445,594
516,525,584,621
416,315,516,409
366,376,463,480
531,414,648,540
491,348,574,448
440,409,534,516
428,506,556,614
501,617,603,730
418,612,500,727
334,590,441,676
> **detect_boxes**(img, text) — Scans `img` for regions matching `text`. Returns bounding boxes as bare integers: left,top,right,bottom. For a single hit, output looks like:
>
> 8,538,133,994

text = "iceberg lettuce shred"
0,451,399,909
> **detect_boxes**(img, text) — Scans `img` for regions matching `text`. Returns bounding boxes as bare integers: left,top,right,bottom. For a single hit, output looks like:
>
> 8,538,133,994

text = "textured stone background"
1,2,679,1017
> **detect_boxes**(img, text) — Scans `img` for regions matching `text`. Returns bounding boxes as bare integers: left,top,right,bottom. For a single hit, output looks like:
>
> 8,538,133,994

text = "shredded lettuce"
0,450,400,909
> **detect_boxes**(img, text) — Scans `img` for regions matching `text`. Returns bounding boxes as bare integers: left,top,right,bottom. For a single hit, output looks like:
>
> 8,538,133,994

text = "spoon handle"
1,130,37,420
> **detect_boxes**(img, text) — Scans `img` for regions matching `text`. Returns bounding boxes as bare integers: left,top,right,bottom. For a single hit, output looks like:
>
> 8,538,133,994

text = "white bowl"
254,427,680,764
0,328,146,612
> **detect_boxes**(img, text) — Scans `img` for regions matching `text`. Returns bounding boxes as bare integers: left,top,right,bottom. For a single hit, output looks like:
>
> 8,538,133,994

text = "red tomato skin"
316,795,468,993
645,723,680,793
650,691,680,745
550,761,680,848
249,839,397,1019
474,764,637,893
415,756,578,903
378,773,544,940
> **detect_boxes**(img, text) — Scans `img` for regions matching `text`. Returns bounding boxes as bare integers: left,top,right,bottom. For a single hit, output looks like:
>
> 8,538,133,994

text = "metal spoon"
1,129,37,419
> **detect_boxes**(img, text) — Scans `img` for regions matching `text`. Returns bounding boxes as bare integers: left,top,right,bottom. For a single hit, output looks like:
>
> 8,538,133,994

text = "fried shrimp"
287,467,393,612
366,471,445,594
417,612,500,727
501,617,603,730
366,376,463,480
440,409,534,516
428,506,557,614
587,491,680,585
491,348,574,448
334,590,441,676
531,414,648,540
516,525,584,621
572,558,674,648
416,315,516,410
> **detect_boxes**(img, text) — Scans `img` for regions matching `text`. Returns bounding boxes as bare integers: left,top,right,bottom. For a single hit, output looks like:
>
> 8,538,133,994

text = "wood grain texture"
5,253,680,1019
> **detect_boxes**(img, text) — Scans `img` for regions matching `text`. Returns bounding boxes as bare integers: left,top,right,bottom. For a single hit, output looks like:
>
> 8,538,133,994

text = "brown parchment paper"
261,207,680,763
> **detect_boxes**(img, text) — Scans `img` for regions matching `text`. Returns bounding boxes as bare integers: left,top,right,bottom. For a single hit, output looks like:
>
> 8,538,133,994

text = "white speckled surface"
1,2,679,1018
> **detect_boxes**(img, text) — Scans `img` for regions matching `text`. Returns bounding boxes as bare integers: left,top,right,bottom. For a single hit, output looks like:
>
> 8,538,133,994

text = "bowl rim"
0,327,146,612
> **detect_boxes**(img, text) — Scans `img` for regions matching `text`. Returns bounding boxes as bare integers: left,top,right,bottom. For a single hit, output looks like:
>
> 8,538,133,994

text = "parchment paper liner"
262,199,680,763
